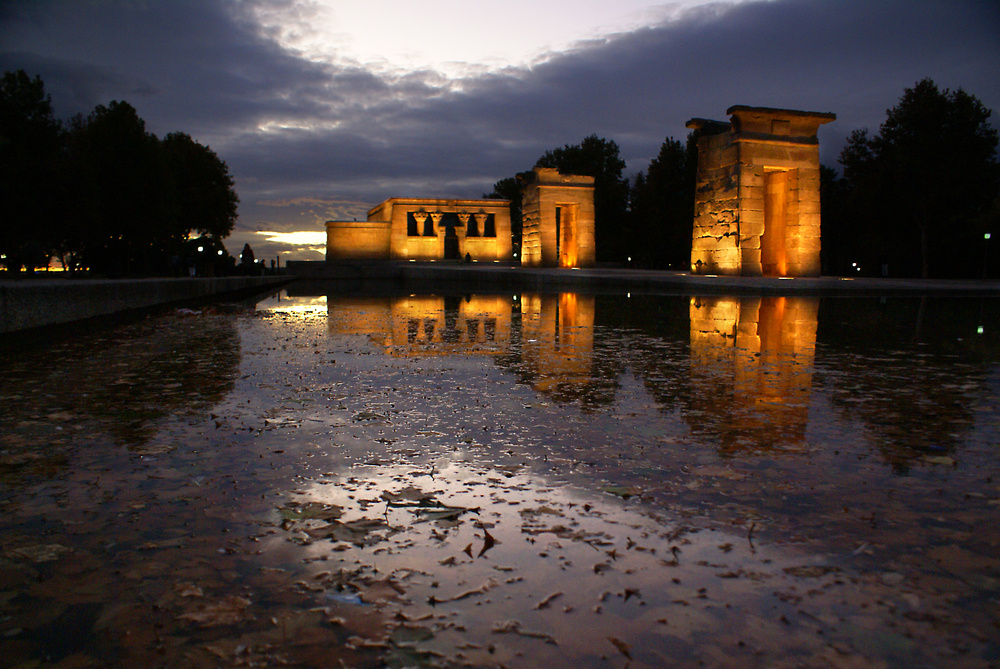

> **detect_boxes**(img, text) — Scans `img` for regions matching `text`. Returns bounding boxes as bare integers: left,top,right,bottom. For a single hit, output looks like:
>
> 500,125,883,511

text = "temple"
325,168,595,267
326,198,513,262
687,106,835,277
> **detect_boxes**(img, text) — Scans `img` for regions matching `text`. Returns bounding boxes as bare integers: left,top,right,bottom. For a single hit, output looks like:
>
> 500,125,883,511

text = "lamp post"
984,232,992,280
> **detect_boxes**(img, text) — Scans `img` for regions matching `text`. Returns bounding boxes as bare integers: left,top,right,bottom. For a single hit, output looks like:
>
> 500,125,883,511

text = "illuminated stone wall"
326,198,513,262
520,168,596,268
325,220,391,260
687,106,835,277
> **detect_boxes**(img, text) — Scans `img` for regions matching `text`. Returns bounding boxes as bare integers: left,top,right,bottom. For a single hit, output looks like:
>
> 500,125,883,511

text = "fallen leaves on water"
278,501,344,522
491,619,558,645
178,595,252,627
608,636,633,659
602,485,642,500
4,544,72,563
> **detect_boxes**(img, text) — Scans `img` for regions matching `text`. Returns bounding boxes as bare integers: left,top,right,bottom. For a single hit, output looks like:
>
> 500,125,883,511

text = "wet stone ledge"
0,276,290,333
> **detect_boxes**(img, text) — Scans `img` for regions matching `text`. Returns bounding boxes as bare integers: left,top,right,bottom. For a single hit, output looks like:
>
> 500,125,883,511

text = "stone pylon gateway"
519,168,596,268
687,106,835,277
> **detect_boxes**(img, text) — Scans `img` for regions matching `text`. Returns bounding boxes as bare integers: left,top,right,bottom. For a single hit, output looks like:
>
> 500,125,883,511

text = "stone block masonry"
687,106,835,277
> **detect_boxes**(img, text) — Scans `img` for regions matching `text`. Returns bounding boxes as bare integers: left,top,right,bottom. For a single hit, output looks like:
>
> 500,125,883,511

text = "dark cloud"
2,0,998,257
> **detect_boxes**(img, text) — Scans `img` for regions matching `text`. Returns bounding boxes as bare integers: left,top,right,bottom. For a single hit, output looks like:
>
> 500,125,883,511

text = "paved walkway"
394,263,1000,295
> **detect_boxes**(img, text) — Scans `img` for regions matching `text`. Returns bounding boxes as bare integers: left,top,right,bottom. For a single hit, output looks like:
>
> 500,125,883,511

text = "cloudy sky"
2,0,998,261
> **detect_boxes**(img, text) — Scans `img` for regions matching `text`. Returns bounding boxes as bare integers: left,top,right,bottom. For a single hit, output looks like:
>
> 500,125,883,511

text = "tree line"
1,70,239,276
487,78,998,277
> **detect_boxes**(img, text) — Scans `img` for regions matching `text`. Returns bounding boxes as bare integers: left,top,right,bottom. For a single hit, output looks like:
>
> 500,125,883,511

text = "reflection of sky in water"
0,289,998,667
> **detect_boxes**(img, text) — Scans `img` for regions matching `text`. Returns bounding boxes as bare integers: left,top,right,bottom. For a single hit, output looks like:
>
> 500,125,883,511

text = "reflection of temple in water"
322,292,605,404
326,295,512,355
518,293,596,399
687,296,819,451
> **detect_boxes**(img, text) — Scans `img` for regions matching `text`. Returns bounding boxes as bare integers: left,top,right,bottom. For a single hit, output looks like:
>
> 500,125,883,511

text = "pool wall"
0,276,290,333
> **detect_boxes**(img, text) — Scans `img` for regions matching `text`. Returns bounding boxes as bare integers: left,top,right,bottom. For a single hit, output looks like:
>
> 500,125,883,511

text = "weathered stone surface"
520,168,595,268
687,105,834,276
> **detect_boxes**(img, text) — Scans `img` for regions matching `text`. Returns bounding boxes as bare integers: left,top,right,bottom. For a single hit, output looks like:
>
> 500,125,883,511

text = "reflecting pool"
1,285,998,667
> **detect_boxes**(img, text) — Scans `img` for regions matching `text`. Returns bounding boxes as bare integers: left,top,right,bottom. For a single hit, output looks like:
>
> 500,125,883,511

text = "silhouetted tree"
69,100,171,276
239,243,256,274
839,79,999,278
819,164,854,275
484,176,522,256
535,134,630,262
2,70,241,277
627,133,697,268
0,70,64,273
162,132,238,243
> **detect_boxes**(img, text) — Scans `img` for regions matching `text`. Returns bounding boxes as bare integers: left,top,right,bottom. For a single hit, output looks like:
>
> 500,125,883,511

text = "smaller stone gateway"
687,106,835,277
519,168,596,268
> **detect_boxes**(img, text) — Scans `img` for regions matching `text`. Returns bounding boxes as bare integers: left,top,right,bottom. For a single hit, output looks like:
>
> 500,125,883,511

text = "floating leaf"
178,596,251,627
608,636,632,659
602,485,641,500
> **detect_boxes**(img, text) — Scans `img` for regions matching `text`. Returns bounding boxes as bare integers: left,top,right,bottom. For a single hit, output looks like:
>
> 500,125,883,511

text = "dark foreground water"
1,284,998,668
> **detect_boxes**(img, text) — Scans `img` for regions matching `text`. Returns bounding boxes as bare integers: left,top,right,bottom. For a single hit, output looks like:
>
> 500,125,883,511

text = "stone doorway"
762,170,790,276
443,217,460,260
556,204,579,268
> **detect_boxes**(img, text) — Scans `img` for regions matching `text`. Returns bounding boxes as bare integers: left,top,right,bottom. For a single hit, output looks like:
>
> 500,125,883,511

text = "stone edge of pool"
288,260,1000,296
4,264,999,334
0,276,291,334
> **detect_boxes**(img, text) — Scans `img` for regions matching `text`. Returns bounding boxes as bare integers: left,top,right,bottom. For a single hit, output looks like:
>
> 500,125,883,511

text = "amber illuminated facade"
519,168,596,268
325,168,594,266
687,106,835,277
326,198,513,262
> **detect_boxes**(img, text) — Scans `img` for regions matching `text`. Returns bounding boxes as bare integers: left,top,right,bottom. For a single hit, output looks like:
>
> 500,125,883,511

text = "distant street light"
984,232,992,279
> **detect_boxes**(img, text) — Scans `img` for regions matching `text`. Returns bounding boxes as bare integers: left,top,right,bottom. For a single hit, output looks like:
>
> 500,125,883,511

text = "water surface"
1,285,998,667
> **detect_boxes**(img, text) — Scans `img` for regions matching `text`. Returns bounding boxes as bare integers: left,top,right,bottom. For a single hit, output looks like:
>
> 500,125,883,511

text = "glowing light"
251,2,713,78
978,325,985,334
986,233,992,240
779,277,793,280
260,231,327,246
197,246,204,252
217,250,224,256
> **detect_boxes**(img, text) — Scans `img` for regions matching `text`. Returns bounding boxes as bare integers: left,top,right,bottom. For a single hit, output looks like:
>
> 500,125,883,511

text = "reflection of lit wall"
325,294,512,355
520,169,596,268
687,107,835,277
520,293,596,392
689,295,818,450
326,297,394,343
326,198,513,262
